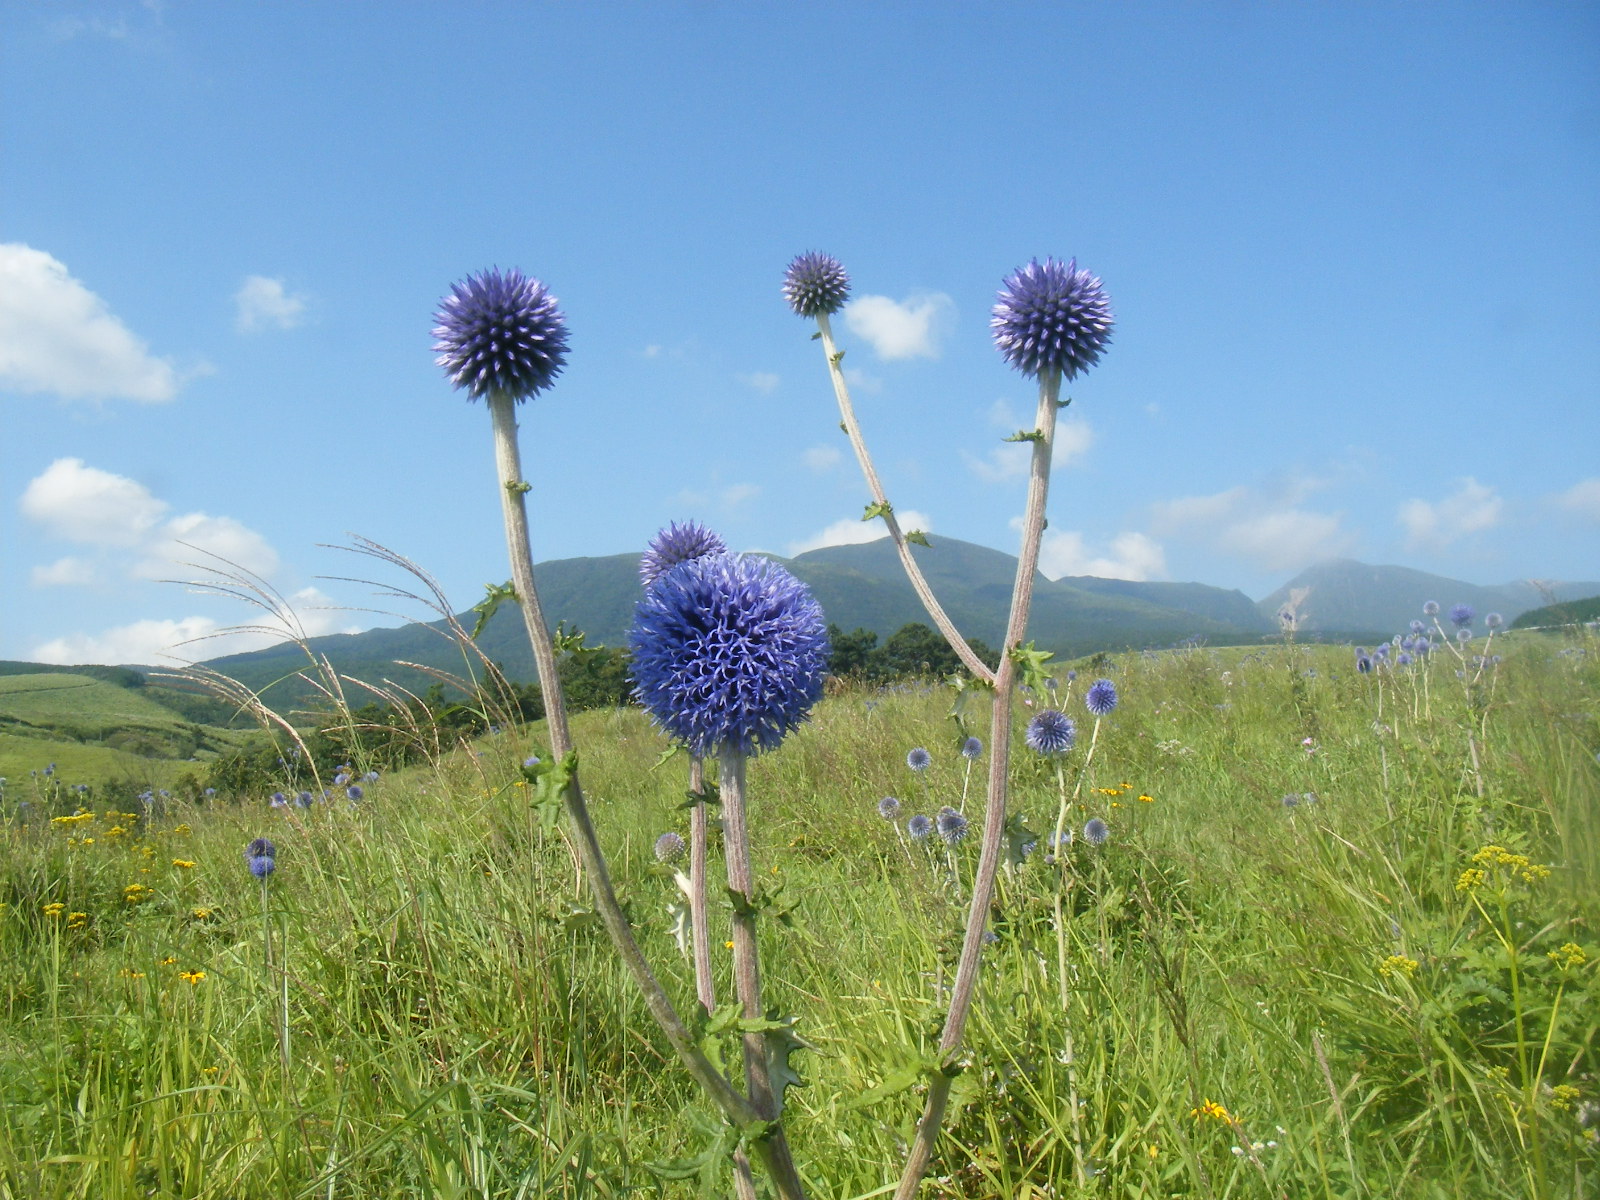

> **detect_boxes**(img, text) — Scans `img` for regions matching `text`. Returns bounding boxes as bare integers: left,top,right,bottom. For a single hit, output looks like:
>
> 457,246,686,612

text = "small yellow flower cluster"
41,901,66,918
51,810,94,826
1549,1084,1582,1111
190,907,214,921
105,825,128,838
1137,793,1154,803
172,859,196,869
66,836,96,847
1470,844,1552,884
1456,868,1487,892
123,883,155,905
177,969,206,985
67,912,88,930
1379,955,1419,978
1548,943,1587,970
118,968,146,979
1191,1099,1231,1121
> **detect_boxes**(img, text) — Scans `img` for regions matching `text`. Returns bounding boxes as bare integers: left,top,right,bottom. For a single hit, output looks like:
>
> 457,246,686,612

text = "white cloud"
1037,531,1166,581
234,275,307,332
29,588,362,666
787,509,933,557
738,371,779,394
0,243,180,402
842,367,882,395
1399,477,1503,550
138,512,282,579
31,556,97,586
20,458,169,546
1554,477,1600,523
802,445,843,472
843,293,954,361
966,417,1094,484
720,483,760,509
1152,486,1354,571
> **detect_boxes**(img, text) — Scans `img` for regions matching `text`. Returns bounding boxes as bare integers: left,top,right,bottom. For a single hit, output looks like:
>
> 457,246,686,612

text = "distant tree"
826,625,880,677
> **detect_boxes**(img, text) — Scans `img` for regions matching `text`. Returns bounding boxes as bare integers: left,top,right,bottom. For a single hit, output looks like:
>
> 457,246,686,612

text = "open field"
0,633,1595,1198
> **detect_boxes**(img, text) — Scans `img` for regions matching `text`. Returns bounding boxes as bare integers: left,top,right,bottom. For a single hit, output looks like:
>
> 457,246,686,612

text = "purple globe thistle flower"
1423,601,1440,617
907,814,933,841
346,785,363,802
782,252,851,318
990,257,1114,380
294,791,314,809
1485,612,1503,629
1410,619,1426,635
1025,709,1076,755
1397,652,1413,666
333,772,350,787
433,267,570,401
523,755,541,769
937,808,970,846
1449,604,1474,628
1281,793,1301,808
1374,643,1390,659
654,831,686,864
906,747,932,773
1082,817,1109,846
1457,628,1473,643
1084,678,1118,717
249,854,276,878
270,792,287,808
628,553,829,757
639,521,728,587
1356,654,1373,673
246,837,276,860
877,796,902,821
960,736,983,760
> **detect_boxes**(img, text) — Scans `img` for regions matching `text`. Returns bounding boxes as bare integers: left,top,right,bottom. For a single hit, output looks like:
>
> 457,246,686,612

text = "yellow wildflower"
1191,1099,1230,1121
42,901,66,917
172,859,196,869
1549,1084,1581,1111
1456,868,1486,892
724,940,735,950
191,907,214,920
177,970,206,985
1379,955,1418,978
160,956,177,965
67,912,88,930
1548,943,1587,970
119,968,146,979
1137,793,1154,803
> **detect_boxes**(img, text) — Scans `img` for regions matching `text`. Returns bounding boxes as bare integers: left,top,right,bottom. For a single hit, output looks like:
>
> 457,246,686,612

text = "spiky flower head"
1485,612,1503,629
937,807,970,846
628,553,829,757
907,814,933,841
991,257,1114,380
1423,601,1440,616
907,747,932,773
877,796,902,821
346,785,363,802
1085,678,1119,717
1083,817,1110,846
639,521,728,587
1025,709,1076,755
654,831,686,864
432,267,570,401
248,854,276,878
782,251,851,318
246,837,277,859
1449,604,1474,628
960,736,983,760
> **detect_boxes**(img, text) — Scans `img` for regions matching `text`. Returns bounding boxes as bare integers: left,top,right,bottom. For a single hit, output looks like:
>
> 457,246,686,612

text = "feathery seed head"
991,257,1114,380
628,553,829,757
433,267,569,401
782,252,851,318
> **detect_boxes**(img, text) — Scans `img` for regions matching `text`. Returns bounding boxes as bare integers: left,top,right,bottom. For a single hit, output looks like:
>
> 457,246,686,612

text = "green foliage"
826,621,997,682
1510,594,1600,629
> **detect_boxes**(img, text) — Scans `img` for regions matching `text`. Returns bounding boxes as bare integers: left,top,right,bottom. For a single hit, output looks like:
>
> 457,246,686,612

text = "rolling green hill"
1509,594,1600,629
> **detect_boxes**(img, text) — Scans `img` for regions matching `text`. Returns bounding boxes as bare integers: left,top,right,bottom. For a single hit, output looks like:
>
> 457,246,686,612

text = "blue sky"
3,0,1597,665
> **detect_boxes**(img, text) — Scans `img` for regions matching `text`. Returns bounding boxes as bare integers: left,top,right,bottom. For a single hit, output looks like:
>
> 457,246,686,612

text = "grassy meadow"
0,631,1596,1198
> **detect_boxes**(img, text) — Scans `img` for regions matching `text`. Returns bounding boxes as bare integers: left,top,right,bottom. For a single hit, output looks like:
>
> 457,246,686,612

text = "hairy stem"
816,313,995,683
485,391,761,1132
894,367,1063,1199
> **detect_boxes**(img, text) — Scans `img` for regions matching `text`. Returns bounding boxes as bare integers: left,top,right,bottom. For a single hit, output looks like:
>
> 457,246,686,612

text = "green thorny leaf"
552,621,600,658
1003,428,1046,444
520,750,578,833
1003,812,1039,869
504,478,533,495
904,529,932,547
1007,641,1057,694
679,778,722,811
470,580,518,640
830,349,845,367
862,500,893,522
644,1122,741,1184
723,880,798,926
697,1005,813,1121
844,1050,954,1112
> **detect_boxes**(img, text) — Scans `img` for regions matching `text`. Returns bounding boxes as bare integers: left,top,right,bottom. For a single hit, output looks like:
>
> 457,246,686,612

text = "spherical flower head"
907,814,933,841
432,267,570,401
295,791,314,809
346,785,363,802
990,257,1114,380
1281,793,1301,808
1410,619,1426,634
1084,678,1119,717
246,837,277,859
639,521,728,587
628,553,829,757
1485,612,1503,629
249,854,276,878
937,808,970,846
1083,817,1110,846
906,747,932,773
654,831,686,864
1449,604,1474,628
782,252,851,318
1423,601,1440,617
269,791,287,808
1356,654,1373,673
877,796,902,821
960,736,983,760
1397,652,1413,666
1025,709,1076,755
1457,628,1473,643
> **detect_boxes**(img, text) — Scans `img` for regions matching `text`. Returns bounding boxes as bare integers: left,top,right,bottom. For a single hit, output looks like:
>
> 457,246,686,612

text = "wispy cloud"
1036,530,1166,581
234,275,307,332
738,371,779,394
843,292,954,361
0,243,184,402
1152,486,1354,571
31,556,97,587
1398,477,1502,550
1553,477,1600,523
787,509,932,557
802,445,843,472
966,409,1093,484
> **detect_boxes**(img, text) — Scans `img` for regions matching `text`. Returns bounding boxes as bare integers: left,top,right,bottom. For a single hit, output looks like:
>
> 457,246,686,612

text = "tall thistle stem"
893,367,1063,1199
815,313,995,683
688,755,716,1014
483,391,763,1134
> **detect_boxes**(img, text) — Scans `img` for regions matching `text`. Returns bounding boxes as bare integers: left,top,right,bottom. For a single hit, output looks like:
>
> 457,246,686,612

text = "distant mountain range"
176,538,1597,707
